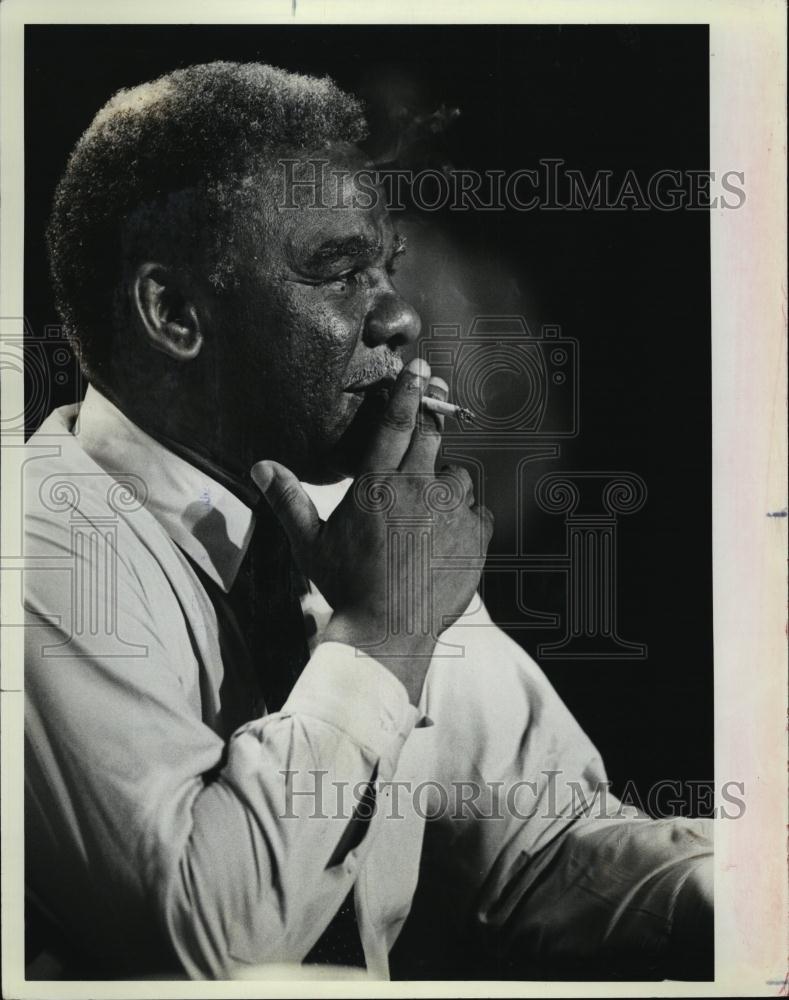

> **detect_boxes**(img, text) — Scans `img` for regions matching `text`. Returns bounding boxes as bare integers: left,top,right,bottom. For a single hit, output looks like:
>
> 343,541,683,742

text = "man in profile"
24,61,712,981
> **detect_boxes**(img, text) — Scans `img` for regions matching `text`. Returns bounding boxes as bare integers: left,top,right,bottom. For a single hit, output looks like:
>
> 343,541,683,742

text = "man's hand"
251,358,494,704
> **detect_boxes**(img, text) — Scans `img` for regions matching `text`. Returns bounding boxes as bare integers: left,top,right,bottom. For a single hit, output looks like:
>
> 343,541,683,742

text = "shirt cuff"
280,641,419,760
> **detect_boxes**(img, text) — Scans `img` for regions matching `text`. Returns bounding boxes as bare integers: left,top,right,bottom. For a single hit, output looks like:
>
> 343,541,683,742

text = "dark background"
24,25,712,810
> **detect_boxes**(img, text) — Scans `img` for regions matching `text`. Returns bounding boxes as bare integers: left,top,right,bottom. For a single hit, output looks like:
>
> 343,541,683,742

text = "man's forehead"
276,158,392,254
235,146,393,264
275,142,377,201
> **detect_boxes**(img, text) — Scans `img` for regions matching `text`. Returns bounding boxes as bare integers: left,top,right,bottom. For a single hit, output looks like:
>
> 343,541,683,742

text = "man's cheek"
310,338,357,395
317,301,365,358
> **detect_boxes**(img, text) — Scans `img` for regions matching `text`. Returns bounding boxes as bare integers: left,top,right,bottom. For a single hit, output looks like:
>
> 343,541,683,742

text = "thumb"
251,460,322,557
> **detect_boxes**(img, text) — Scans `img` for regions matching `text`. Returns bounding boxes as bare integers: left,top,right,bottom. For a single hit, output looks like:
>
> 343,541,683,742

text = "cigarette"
421,396,475,423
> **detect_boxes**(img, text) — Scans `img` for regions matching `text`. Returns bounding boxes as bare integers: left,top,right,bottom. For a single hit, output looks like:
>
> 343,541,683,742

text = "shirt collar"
75,385,255,593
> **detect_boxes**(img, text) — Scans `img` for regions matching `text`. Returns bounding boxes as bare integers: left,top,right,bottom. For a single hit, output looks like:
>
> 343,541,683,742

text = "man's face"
208,144,420,483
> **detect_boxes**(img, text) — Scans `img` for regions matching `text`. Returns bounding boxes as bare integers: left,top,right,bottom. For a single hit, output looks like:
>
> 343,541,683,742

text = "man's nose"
363,291,421,350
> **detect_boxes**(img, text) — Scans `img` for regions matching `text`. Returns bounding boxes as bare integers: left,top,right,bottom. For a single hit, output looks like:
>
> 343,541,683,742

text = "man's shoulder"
25,403,149,527
26,401,94,484
22,405,168,602
22,406,194,638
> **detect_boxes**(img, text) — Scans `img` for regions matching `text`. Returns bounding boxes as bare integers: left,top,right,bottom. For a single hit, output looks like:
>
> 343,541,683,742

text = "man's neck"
146,429,261,509
97,383,259,508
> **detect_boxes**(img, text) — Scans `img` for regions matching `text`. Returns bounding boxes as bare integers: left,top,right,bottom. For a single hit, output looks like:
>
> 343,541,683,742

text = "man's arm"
25,359,493,978
24,532,416,978
394,604,713,980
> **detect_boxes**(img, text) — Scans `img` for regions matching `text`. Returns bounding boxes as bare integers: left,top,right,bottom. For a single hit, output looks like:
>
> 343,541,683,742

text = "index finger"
359,357,430,472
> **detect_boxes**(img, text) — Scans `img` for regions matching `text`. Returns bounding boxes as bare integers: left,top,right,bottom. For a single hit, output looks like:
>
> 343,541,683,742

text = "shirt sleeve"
473,809,713,979
24,505,418,979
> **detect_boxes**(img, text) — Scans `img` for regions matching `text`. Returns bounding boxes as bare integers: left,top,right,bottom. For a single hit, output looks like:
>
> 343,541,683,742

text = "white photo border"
1,1,786,996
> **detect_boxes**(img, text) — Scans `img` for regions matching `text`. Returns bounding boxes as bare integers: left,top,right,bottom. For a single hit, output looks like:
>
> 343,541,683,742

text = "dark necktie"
230,499,311,714
182,501,310,731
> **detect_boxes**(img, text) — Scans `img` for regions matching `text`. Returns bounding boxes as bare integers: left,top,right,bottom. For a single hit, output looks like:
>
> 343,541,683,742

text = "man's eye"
324,270,359,293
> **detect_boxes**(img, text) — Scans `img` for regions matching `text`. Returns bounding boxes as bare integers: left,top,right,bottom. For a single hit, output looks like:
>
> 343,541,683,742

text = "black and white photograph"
1,0,785,994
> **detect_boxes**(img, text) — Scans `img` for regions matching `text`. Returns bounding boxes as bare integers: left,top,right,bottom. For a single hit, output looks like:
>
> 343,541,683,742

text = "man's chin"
297,387,391,484
323,388,390,481
308,440,365,485
291,427,360,486
300,459,354,487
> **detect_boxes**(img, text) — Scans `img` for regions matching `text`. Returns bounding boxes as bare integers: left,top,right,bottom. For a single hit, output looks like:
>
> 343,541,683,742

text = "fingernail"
425,375,449,398
407,357,430,378
251,461,274,492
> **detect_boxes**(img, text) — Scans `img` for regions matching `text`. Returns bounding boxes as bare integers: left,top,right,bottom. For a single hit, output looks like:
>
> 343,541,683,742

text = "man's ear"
133,262,204,361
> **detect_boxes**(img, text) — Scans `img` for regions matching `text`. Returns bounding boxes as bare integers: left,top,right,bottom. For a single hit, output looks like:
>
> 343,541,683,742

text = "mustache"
345,352,404,389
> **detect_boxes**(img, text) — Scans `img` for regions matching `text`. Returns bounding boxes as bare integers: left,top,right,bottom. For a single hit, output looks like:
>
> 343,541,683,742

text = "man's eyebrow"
303,235,384,270
302,232,407,271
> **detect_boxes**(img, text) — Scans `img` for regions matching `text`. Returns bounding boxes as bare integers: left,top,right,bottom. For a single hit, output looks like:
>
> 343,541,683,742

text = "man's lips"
343,375,397,398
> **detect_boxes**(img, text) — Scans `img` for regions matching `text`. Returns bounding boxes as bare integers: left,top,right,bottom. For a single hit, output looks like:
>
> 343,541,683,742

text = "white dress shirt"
23,386,712,980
